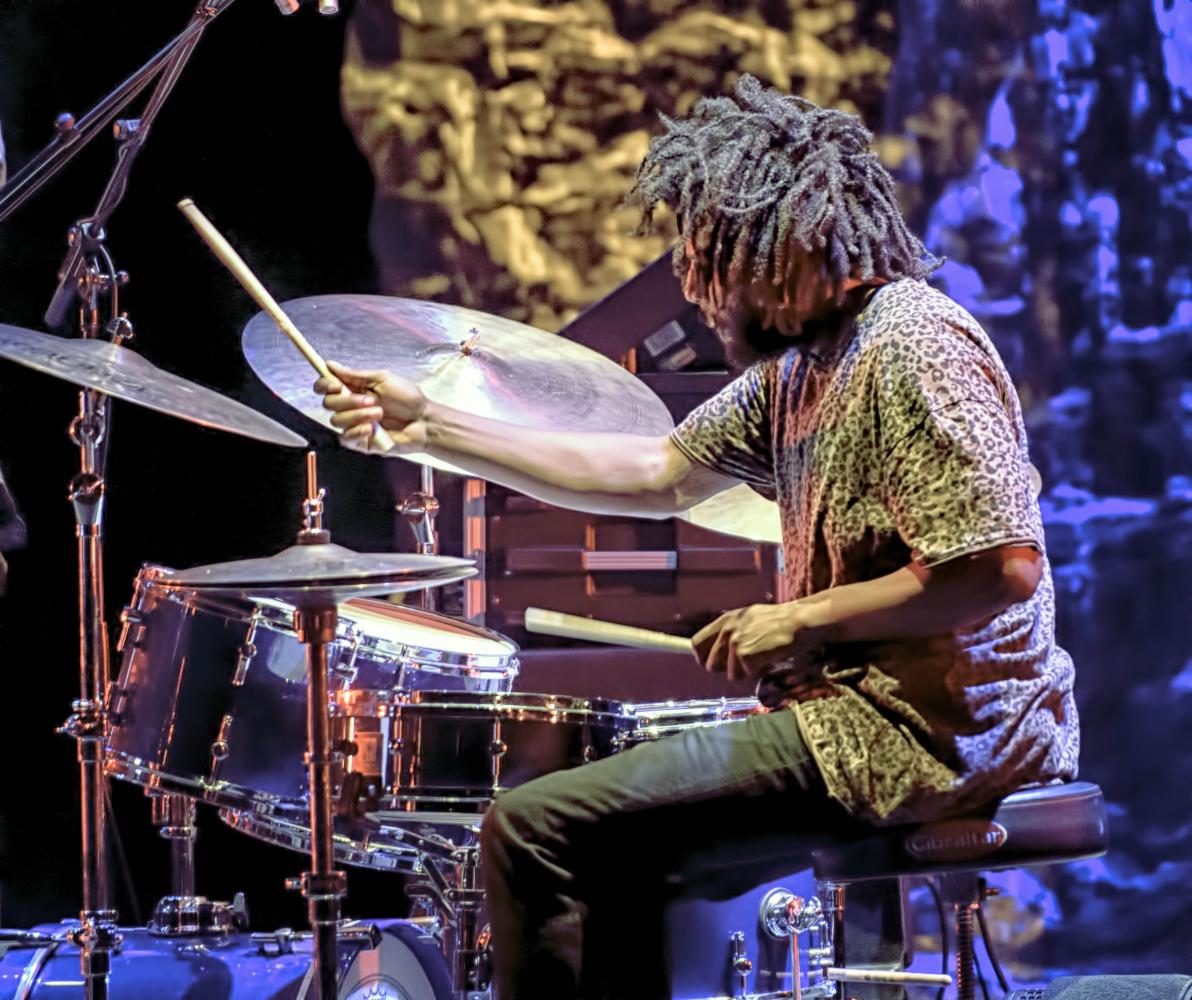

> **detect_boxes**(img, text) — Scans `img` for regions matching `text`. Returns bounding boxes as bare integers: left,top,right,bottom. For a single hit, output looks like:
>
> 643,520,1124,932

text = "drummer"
315,76,1078,1000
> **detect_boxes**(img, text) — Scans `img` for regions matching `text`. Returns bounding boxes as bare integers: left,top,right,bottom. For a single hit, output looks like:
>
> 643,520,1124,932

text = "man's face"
681,241,838,366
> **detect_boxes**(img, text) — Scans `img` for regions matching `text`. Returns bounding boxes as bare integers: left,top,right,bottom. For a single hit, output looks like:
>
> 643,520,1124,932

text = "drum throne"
749,781,1109,1000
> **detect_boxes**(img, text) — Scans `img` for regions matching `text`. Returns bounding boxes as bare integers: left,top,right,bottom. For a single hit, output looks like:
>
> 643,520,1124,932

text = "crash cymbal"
678,483,782,546
154,543,475,601
242,295,673,473
0,324,306,448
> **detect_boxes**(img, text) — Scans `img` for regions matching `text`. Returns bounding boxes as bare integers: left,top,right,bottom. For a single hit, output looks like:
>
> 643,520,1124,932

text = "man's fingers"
322,390,377,413
726,644,747,682
314,375,344,395
327,360,392,388
693,611,733,665
329,406,385,430
704,629,731,674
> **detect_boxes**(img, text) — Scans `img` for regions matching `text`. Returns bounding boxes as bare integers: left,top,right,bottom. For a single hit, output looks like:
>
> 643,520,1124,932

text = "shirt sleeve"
669,360,776,496
875,324,1042,567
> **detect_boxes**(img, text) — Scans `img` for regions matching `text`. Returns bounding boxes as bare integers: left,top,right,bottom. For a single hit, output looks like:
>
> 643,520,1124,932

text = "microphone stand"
8,4,240,998
0,0,239,232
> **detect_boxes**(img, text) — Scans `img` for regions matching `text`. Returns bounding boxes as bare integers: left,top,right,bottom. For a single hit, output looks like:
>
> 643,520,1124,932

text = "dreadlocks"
629,75,938,309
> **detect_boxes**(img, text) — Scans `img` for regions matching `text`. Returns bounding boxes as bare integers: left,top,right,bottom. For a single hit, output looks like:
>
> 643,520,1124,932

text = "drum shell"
107,578,316,806
0,920,453,1000
344,691,630,815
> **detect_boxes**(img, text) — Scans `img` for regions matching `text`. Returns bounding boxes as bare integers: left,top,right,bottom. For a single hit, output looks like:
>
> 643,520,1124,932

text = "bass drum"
0,920,453,1000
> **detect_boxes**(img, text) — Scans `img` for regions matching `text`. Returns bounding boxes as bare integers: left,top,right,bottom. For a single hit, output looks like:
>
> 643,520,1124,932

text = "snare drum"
105,565,518,810
0,919,452,1000
616,697,765,750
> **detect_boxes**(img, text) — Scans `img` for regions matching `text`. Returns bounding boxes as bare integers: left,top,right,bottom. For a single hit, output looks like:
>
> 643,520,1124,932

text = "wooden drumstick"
524,607,693,655
177,198,395,452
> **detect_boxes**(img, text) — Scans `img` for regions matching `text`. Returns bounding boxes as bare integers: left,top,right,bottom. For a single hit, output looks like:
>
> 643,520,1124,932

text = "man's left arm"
694,545,1041,679
696,315,1045,680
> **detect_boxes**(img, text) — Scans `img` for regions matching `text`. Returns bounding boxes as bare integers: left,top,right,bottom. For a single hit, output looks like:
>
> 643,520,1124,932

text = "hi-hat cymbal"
154,542,475,601
678,483,782,546
0,324,305,448
242,295,674,474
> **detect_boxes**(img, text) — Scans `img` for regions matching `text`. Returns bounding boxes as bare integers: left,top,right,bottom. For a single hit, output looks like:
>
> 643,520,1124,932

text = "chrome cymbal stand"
0,6,243,998
58,269,123,1000
398,465,440,610
293,452,346,1000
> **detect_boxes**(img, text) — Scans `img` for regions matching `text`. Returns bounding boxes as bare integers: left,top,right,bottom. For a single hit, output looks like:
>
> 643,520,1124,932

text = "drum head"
341,599,518,670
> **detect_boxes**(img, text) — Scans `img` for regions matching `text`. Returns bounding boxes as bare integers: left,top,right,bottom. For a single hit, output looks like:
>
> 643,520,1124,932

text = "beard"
717,315,794,369
712,285,875,371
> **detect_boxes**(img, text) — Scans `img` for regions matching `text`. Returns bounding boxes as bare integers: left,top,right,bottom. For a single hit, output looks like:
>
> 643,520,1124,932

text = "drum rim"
623,696,764,720
340,600,519,672
104,754,300,812
393,689,628,718
219,807,425,874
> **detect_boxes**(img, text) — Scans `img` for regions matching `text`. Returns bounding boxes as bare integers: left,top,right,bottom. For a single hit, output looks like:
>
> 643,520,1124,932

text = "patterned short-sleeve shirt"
671,279,1079,824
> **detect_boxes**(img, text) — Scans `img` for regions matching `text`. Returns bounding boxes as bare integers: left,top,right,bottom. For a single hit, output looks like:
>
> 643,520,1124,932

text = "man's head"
629,75,938,365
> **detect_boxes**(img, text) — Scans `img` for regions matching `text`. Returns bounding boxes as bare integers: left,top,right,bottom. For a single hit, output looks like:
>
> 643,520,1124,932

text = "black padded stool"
809,782,1109,999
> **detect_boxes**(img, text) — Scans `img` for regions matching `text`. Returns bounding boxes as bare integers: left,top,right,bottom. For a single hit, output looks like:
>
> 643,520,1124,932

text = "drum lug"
117,606,145,653
730,930,753,998
333,626,362,684
210,714,235,765
104,681,127,720
231,618,259,687
489,739,507,758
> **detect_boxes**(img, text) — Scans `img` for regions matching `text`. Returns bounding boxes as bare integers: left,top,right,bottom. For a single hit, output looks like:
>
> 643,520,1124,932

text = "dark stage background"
0,0,1189,988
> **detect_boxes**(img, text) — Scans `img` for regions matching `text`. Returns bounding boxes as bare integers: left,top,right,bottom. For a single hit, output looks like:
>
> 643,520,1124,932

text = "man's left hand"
692,602,820,681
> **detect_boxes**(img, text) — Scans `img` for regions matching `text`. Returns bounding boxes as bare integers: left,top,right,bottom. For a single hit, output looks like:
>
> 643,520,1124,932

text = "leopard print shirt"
671,279,1080,824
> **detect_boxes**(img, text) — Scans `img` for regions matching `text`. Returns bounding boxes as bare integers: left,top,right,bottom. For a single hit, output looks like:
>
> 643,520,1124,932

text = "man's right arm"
317,361,737,518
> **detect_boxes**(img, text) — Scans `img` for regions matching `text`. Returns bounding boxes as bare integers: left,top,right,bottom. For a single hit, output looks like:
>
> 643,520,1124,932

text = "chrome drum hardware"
616,697,765,750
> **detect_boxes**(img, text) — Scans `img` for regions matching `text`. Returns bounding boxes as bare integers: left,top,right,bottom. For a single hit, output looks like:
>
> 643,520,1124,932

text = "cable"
976,893,1011,994
976,951,991,1000
104,784,141,926
925,876,949,1000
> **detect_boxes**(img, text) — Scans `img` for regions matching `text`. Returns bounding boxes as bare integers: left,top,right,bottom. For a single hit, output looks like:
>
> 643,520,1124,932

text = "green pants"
479,706,867,999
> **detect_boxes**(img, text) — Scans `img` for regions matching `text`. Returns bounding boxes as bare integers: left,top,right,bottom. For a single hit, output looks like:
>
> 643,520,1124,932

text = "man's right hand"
315,360,430,452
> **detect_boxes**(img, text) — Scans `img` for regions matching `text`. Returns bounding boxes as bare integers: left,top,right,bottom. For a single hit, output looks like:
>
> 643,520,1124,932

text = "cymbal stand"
0,0,239,229
398,465,440,611
30,8,240,999
293,452,346,1000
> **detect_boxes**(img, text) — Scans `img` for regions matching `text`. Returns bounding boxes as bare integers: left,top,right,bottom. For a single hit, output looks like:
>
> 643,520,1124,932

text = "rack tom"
105,565,518,810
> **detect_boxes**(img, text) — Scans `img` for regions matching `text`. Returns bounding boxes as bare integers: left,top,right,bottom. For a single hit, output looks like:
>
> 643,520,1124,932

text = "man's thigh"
492,707,860,894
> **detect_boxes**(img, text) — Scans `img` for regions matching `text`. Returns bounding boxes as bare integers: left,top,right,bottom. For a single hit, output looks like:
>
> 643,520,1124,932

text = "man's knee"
480,780,555,855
